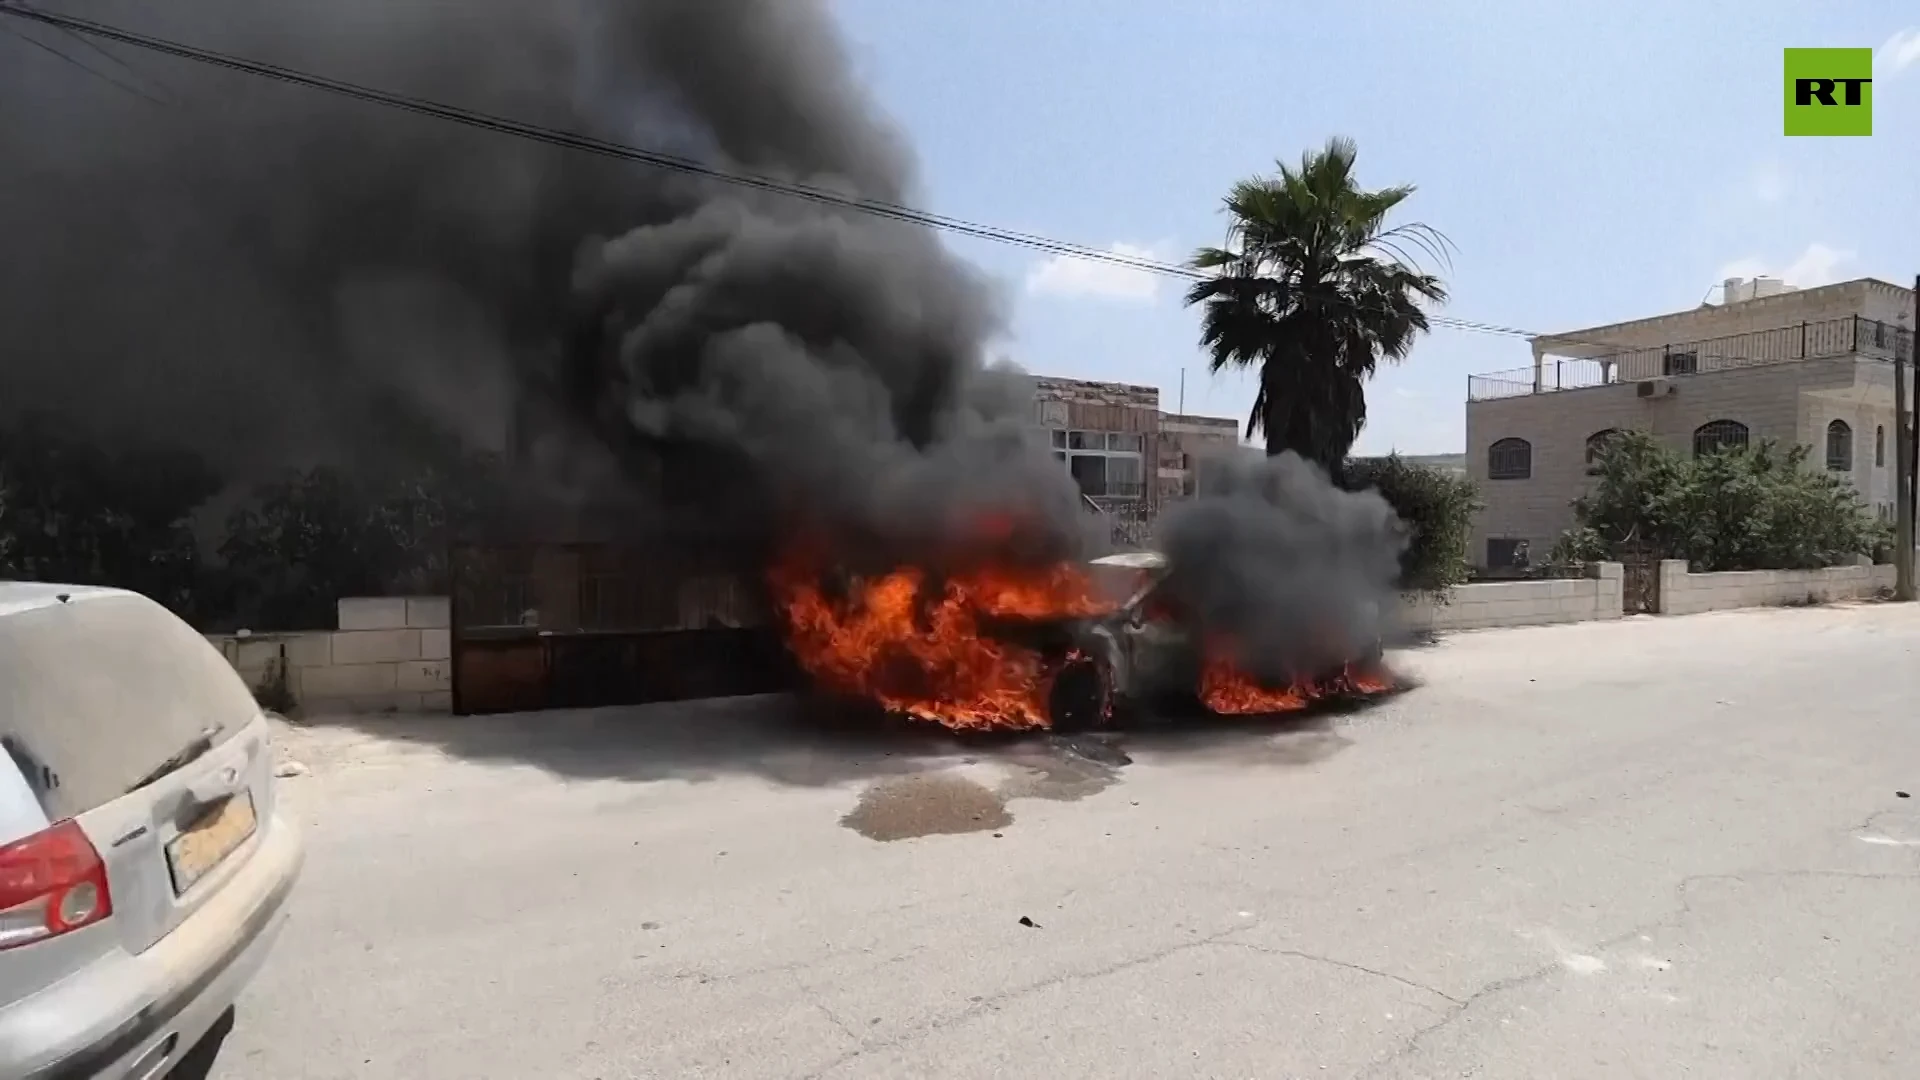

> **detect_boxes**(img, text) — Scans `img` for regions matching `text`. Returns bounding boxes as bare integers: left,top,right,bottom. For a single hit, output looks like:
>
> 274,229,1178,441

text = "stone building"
1466,276,1916,568
1027,375,1242,514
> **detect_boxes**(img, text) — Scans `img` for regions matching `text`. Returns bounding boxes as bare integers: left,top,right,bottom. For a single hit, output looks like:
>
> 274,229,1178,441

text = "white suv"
0,582,303,1079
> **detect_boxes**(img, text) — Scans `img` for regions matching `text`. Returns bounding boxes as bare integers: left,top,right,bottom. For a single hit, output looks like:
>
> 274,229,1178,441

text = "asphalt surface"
219,604,1920,1079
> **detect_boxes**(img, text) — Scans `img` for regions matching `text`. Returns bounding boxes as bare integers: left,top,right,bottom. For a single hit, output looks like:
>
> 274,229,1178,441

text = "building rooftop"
1526,277,1911,359
1470,277,1914,402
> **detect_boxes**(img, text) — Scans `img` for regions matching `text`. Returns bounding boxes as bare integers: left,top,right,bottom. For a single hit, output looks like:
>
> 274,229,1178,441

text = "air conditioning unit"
1636,379,1676,398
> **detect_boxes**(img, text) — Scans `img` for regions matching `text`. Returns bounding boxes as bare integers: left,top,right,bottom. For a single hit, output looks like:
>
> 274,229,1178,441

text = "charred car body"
1033,551,1386,730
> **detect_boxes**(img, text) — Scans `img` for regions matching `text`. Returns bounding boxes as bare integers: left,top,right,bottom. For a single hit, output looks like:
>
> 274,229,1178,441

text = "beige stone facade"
1156,413,1242,499
1027,375,1239,510
1466,278,1916,568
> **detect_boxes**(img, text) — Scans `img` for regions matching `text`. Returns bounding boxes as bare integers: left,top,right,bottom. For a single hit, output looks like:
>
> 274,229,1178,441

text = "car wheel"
166,1006,235,1080
1048,654,1113,732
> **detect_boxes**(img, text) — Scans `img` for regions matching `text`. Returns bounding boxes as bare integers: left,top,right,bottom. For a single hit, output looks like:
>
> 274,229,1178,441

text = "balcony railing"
1468,315,1913,402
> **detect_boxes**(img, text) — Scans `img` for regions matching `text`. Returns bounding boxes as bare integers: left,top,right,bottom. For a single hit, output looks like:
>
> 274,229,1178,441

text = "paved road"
219,604,1920,1079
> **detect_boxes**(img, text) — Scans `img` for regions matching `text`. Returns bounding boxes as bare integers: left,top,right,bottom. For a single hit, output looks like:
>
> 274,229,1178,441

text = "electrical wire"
0,20,168,106
0,1,1564,345
19,1,1871,369
47,18,177,103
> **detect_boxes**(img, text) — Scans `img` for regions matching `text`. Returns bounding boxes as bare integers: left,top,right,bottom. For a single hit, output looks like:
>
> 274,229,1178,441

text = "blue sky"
830,0,1920,454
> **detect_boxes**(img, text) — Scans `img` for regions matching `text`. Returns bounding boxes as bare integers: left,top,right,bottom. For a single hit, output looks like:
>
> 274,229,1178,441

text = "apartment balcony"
1468,316,1914,402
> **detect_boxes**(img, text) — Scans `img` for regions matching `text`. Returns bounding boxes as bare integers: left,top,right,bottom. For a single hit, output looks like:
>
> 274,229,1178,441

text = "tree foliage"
0,415,504,631
1345,456,1480,595
1186,137,1450,476
0,414,222,617
1551,430,1887,571
216,449,505,631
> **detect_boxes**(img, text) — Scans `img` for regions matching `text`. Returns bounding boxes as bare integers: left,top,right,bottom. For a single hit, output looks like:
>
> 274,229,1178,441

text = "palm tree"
1185,137,1450,479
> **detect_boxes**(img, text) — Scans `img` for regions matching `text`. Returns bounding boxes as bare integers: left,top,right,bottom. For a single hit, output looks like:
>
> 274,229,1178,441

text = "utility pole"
1898,274,1917,601
1907,274,1920,595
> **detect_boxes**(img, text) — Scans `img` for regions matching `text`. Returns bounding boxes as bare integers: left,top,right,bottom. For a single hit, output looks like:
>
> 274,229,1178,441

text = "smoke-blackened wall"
0,0,1088,562
1154,452,1406,684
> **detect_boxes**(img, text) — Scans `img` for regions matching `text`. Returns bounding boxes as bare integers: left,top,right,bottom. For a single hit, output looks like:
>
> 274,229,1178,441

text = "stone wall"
1397,563,1624,634
1656,560,1893,616
206,596,452,716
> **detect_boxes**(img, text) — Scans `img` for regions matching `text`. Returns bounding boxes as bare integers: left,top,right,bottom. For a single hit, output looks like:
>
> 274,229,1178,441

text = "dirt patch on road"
841,735,1129,841
841,772,1013,841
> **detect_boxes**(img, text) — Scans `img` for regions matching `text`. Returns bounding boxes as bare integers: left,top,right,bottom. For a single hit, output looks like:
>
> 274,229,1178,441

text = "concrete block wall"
207,596,453,716
1656,560,1893,616
1398,563,1624,634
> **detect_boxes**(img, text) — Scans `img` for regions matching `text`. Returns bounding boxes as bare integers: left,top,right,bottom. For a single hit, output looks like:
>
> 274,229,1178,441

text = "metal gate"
1620,549,1662,614
448,542,801,715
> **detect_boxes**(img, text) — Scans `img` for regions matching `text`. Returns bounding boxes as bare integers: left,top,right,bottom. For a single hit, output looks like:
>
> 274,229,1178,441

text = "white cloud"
1879,28,1920,75
1025,242,1166,303
1715,242,1854,291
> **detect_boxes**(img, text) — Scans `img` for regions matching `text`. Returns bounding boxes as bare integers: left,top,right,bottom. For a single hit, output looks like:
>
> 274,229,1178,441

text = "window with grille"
1487,437,1532,480
1485,537,1530,568
1825,420,1853,472
1662,351,1698,376
1059,429,1145,498
1692,420,1750,458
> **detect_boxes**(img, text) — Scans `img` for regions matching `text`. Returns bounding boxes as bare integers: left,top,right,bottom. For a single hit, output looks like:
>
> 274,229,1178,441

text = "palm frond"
1187,136,1449,465
1189,246,1239,271
1371,221,1456,273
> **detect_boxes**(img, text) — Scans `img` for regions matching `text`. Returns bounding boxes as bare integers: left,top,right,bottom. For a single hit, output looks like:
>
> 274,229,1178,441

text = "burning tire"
1047,653,1114,732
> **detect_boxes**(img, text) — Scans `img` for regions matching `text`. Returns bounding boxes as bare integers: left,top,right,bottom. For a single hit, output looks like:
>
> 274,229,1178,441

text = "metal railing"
1468,316,1913,402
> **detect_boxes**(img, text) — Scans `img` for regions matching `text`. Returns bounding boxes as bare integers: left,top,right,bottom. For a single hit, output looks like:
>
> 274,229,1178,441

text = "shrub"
1345,455,1481,595
1557,430,1886,571
216,449,508,631
0,414,220,617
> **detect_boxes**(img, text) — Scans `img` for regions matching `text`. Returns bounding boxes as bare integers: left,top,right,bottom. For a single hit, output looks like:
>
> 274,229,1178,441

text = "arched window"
1876,425,1886,468
1826,420,1853,472
1487,437,1532,480
1692,420,1750,458
1584,429,1621,475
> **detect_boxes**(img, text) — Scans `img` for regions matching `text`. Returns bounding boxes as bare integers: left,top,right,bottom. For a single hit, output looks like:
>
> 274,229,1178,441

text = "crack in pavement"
1214,939,1465,1007
797,926,1257,1078
1353,867,1920,1079
798,925,1467,1078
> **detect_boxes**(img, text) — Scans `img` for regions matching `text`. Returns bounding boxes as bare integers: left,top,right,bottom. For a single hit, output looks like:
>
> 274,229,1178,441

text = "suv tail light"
0,820,113,950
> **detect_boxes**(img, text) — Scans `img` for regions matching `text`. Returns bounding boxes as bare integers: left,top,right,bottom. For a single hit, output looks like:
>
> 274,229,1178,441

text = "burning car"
772,544,1391,735
1041,551,1390,731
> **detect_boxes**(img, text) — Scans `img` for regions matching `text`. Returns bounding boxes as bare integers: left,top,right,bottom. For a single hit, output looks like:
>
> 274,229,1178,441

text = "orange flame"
769,549,1113,730
770,543,1396,730
1199,650,1395,715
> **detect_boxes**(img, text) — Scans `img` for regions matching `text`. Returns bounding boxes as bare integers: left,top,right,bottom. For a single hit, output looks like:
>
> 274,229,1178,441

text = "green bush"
1553,430,1886,571
0,414,221,618
215,449,507,632
0,413,508,632
1345,455,1481,595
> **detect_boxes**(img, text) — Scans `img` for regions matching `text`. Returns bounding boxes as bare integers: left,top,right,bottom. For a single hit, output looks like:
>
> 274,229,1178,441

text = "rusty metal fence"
448,542,799,715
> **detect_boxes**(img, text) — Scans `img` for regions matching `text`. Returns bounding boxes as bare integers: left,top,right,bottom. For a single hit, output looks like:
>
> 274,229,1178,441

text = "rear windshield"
0,591,255,820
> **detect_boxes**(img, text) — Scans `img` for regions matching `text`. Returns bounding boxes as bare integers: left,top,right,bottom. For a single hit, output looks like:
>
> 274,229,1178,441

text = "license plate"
166,791,258,895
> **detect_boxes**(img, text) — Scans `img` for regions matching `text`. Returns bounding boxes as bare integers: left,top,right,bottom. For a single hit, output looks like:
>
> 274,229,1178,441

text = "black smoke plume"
1154,453,1406,684
2,0,1403,677
0,0,1087,565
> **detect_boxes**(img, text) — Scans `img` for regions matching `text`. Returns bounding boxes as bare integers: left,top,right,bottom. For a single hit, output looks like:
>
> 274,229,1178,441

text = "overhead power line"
1,21,168,105
47,17,178,102
0,2,1553,343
